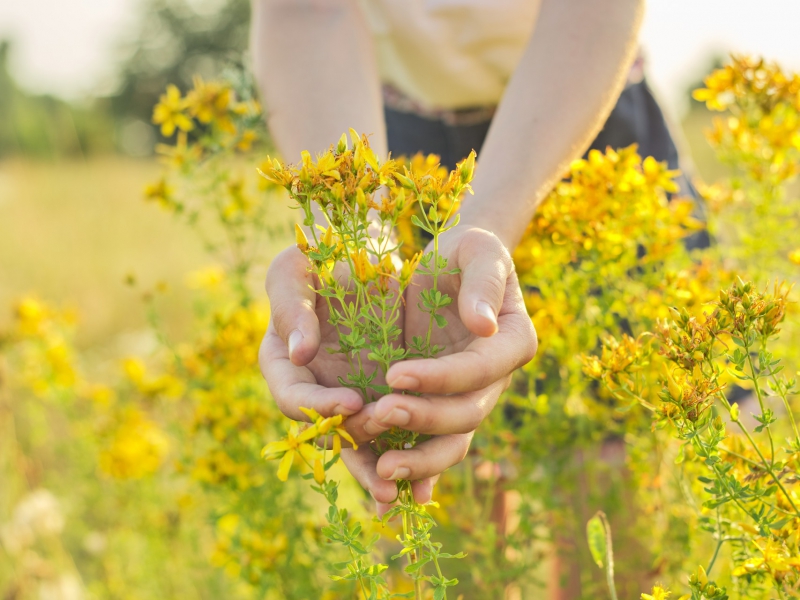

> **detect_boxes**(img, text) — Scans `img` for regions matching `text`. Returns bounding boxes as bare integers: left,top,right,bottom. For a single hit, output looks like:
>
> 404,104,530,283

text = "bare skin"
253,0,645,508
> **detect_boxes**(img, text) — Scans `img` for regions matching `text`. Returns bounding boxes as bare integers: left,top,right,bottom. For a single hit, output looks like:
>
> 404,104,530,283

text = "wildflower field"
2,57,800,599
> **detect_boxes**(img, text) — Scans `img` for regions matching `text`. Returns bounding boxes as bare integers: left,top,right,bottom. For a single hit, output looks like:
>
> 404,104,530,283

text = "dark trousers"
385,79,709,248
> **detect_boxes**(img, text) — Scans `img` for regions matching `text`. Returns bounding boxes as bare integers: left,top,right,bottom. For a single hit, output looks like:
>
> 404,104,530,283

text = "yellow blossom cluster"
694,55,800,186
151,76,263,181
98,408,170,479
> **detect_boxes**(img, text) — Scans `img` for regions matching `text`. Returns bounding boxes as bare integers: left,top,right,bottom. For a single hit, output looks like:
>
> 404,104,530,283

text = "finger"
376,433,474,482
265,246,320,366
358,377,508,437
341,446,439,509
340,445,399,506
387,305,536,395
258,326,363,420
455,228,513,338
341,402,389,444
411,475,440,505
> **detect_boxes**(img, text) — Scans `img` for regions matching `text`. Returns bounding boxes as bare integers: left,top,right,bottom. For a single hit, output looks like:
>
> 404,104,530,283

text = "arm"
250,0,387,159
459,0,645,248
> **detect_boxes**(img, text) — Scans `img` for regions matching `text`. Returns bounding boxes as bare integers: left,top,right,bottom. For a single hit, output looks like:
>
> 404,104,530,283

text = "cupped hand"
258,246,369,421
341,227,538,513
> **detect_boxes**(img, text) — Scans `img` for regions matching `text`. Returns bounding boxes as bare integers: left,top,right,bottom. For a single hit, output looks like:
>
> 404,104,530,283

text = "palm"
403,238,473,360
306,290,400,395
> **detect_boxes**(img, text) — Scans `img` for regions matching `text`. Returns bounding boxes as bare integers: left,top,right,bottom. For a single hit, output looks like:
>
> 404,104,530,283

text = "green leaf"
369,384,393,395
586,514,607,569
433,313,448,329
410,214,430,233
404,556,431,574
586,511,618,600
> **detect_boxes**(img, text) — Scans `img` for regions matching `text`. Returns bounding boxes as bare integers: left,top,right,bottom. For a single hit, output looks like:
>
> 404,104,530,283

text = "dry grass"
0,111,730,351
0,156,295,353
0,157,213,347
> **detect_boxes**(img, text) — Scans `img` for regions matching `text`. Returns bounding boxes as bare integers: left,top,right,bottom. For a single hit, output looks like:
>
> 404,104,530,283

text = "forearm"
458,0,645,249
250,0,386,159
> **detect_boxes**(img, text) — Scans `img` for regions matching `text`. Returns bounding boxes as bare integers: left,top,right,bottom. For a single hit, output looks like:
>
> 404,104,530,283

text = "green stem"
744,341,775,463
717,392,800,516
706,508,723,575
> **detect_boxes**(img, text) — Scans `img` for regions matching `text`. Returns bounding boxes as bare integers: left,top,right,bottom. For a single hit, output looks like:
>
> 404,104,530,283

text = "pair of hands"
258,227,537,514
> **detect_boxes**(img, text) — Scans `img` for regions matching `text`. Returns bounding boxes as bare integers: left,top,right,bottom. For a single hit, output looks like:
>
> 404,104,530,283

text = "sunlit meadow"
2,56,800,599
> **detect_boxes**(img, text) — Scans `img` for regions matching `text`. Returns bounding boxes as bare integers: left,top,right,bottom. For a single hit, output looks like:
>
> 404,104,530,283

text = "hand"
258,246,369,422
341,227,538,513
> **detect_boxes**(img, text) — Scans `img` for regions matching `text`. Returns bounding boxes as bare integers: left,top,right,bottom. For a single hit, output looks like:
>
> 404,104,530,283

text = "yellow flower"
156,131,202,169
351,248,377,283
261,422,321,481
185,76,235,133
122,357,184,399
641,584,671,600
143,178,176,211
186,265,226,291
298,407,357,451
236,129,258,152
99,409,170,479
152,84,194,137
15,296,48,336
789,248,800,265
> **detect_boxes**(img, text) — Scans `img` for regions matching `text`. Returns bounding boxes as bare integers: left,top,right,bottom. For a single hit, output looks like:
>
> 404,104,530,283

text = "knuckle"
462,404,484,432
481,269,507,303
524,322,539,362
500,373,513,392
418,398,439,433
453,436,471,463
468,352,491,389
266,246,307,293
270,298,313,337
509,317,538,368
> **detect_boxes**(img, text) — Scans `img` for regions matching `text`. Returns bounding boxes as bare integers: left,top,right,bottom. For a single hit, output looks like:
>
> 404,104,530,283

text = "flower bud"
698,565,708,586
318,264,335,286
379,254,395,276
458,150,476,184
337,133,348,154
313,459,325,484
664,367,682,400
295,224,309,253
395,172,416,190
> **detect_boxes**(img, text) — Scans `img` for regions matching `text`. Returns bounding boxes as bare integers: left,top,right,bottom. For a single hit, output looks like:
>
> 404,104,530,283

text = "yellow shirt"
359,0,542,110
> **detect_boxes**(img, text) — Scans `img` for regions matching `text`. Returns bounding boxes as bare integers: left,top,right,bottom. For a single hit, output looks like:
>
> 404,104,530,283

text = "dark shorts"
385,78,709,249
385,79,680,171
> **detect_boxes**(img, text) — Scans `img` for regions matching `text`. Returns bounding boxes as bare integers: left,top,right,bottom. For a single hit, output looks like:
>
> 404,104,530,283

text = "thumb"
455,229,513,338
265,246,321,366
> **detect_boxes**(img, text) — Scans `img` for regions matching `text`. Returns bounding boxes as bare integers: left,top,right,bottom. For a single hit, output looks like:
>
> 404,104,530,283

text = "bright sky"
1,0,799,116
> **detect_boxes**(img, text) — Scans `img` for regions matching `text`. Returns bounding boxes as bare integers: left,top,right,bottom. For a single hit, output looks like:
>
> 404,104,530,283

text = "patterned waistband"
382,83,497,127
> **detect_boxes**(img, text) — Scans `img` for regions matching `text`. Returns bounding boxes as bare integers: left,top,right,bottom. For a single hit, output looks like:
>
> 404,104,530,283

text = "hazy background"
2,0,800,156
1,0,799,343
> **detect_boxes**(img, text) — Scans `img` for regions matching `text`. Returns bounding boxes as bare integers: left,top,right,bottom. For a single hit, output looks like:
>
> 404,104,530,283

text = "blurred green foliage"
0,42,116,158
0,0,251,158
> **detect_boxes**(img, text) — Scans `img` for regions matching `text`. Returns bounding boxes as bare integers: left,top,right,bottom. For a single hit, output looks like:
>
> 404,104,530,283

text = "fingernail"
475,301,498,332
387,375,420,391
288,330,303,360
364,420,385,436
333,403,357,416
380,408,410,427
388,467,411,481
